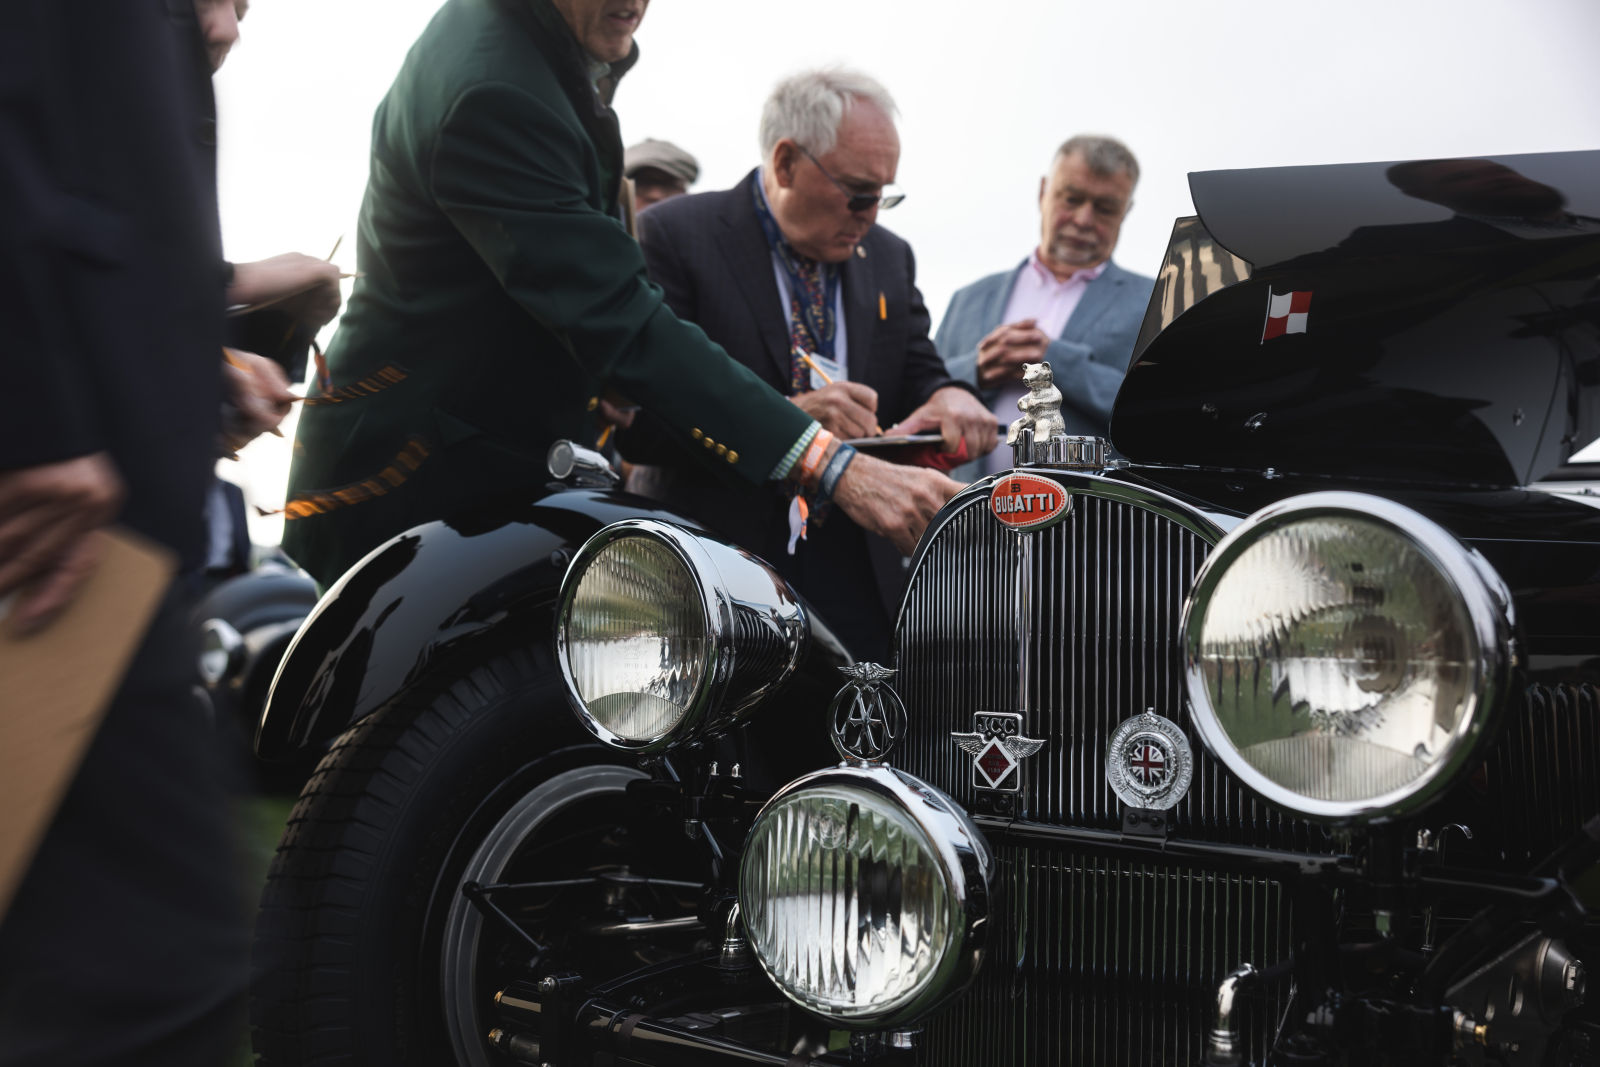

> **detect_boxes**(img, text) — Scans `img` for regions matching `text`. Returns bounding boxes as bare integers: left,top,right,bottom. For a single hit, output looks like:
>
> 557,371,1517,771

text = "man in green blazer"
284,0,959,587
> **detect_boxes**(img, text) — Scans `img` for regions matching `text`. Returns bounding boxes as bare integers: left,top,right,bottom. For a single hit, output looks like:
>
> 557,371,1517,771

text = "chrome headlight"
739,765,992,1028
557,519,806,751
1182,492,1514,823
198,618,245,687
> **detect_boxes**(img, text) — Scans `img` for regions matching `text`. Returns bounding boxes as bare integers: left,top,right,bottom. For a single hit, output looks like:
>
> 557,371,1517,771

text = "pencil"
795,349,882,436
797,351,834,385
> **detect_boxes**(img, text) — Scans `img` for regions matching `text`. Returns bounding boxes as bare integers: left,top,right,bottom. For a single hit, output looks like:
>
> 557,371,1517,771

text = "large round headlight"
1182,493,1513,823
739,765,991,1028
557,519,806,751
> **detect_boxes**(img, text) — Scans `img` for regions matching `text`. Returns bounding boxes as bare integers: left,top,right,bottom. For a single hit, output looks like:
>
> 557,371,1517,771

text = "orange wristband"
796,428,838,488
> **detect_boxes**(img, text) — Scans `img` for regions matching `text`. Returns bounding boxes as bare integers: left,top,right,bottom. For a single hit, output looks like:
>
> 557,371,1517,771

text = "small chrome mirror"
547,439,620,488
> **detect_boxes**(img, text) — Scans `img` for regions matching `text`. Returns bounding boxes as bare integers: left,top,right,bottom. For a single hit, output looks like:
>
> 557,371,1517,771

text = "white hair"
759,68,899,159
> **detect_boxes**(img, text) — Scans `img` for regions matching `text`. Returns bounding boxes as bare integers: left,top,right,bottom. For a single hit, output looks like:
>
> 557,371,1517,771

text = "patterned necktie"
785,255,829,393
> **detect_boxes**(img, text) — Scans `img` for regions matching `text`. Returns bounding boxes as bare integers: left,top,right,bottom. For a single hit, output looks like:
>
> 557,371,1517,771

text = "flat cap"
624,138,700,185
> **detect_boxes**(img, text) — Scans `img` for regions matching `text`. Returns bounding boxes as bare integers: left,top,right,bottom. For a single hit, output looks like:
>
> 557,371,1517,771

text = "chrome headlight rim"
555,518,725,752
197,617,246,687
738,764,992,1030
1181,491,1514,824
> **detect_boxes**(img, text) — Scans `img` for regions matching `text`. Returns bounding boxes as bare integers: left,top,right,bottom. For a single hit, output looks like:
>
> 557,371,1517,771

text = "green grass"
231,786,299,1067
240,790,296,888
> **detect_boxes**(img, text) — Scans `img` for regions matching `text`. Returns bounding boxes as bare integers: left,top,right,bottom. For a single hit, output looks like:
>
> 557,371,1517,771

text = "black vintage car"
250,150,1600,1066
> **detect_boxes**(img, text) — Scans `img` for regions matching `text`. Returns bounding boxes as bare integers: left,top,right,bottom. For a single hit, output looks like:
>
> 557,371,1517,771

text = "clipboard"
0,527,175,923
843,433,944,449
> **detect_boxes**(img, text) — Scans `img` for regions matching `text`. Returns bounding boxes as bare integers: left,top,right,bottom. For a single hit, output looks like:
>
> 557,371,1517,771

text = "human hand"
975,318,1050,389
887,385,998,457
790,381,881,440
229,252,344,328
596,397,637,431
592,394,638,450
0,453,124,634
221,348,297,454
831,452,962,556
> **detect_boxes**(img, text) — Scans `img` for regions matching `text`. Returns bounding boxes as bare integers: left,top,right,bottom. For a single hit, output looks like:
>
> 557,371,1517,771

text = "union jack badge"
1106,709,1193,811
951,712,1045,793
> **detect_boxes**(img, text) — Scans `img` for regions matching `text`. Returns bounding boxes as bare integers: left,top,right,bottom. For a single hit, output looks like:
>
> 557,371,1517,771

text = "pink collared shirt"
1001,251,1107,342
984,254,1107,474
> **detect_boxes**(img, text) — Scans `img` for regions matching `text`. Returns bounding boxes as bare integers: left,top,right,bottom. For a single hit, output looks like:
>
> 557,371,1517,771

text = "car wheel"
250,647,706,1066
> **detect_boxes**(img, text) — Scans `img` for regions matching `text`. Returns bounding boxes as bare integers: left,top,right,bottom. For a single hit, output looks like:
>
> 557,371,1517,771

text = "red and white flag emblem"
1261,289,1312,343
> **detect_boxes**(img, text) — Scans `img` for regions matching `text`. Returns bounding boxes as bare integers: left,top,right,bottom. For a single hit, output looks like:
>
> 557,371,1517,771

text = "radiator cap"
1002,360,1109,470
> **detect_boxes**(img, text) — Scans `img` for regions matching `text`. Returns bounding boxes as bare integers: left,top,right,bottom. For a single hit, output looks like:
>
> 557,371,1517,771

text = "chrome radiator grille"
895,483,1318,850
893,479,1318,1064
1483,681,1600,865
921,846,1291,1066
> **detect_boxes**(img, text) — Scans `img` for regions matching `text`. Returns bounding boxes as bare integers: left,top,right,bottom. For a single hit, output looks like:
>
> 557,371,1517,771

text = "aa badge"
827,663,907,763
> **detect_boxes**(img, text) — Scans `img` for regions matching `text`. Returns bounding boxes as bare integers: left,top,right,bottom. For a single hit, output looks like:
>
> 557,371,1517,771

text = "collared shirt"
983,253,1106,474
756,170,850,383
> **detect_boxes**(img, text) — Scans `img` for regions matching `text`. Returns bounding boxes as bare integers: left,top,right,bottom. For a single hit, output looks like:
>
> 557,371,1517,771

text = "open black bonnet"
1111,151,1600,486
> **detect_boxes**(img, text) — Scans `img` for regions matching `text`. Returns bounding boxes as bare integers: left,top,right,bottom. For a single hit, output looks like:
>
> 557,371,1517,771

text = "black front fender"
256,488,711,761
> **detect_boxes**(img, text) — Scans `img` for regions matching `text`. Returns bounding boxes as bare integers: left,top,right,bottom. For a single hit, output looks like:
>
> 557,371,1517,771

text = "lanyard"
751,177,840,362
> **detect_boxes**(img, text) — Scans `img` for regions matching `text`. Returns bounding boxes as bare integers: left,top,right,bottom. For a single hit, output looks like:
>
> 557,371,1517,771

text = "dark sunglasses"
799,146,904,212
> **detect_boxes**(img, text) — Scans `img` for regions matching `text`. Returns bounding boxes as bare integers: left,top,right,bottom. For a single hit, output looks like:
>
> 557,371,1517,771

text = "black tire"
250,647,705,1066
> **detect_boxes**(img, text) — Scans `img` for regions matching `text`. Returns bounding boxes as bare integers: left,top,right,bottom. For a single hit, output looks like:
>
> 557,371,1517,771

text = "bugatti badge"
952,712,1045,793
1106,709,1193,811
829,663,908,763
989,472,1070,531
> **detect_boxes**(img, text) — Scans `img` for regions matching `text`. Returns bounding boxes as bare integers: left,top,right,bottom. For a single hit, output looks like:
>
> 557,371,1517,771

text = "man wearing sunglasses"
627,68,995,660
938,135,1155,479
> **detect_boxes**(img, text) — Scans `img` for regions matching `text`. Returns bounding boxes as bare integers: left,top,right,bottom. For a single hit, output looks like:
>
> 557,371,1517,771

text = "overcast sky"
215,0,1600,541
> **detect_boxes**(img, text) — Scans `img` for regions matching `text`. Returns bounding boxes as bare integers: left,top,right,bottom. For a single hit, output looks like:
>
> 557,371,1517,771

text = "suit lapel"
716,173,792,384
1060,262,1124,342
841,240,879,388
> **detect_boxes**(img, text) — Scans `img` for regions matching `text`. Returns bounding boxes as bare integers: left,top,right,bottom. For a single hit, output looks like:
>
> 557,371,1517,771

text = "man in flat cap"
625,137,699,209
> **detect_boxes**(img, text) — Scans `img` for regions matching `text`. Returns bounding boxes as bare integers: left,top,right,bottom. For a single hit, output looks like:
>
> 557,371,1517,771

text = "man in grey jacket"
938,135,1155,478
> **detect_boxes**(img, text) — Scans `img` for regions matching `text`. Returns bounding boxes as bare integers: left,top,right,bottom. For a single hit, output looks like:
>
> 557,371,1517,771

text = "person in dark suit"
938,135,1156,480
0,1,249,1063
283,0,961,590
631,68,996,659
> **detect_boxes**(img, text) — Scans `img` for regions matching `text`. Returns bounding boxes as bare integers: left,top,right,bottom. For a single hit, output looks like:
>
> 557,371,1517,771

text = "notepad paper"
0,528,175,923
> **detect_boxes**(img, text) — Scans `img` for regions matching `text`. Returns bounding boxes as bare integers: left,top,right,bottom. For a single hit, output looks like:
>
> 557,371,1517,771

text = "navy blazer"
937,258,1154,480
628,169,968,651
